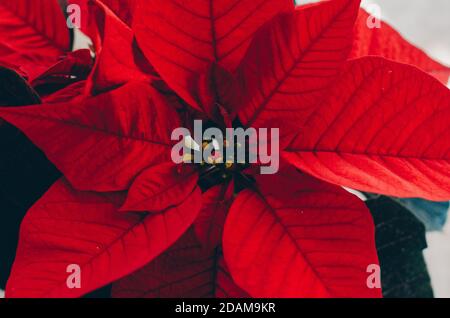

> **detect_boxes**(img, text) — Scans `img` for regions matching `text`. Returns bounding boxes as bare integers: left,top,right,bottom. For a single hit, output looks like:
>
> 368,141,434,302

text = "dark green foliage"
0,67,60,288
367,196,434,298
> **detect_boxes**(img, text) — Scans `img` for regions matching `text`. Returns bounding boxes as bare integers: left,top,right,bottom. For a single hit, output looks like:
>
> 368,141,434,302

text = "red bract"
6,179,202,298
0,0,71,81
0,0,449,298
31,49,93,95
351,8,450,84
69,0,135,30
0,82,180,192
112,229,249,298
133,0,294,110
223,167,378,298
284,57,450,201
84,0,156,95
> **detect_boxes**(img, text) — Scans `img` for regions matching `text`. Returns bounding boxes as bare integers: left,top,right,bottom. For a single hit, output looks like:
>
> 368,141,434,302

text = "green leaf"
367,196,434,298
0,66,60,288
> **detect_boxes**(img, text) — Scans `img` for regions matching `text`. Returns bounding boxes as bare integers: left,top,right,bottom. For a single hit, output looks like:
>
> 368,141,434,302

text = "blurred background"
300,0,450,297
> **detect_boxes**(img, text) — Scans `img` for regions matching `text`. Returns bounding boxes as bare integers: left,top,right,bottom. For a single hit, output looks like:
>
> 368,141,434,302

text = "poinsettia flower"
0,0,449,299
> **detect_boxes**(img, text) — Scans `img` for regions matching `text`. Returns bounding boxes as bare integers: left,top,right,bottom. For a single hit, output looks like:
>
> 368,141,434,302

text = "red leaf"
223,167,380,298
67,0,135,30
101,0,135,26
284,57,450,201
0,0,71,80
351,8,450,84
133,0,294,111
6,179,202,298
31,49,93,91
237,0,360,144
112,229,248,298
42,81,87,104
121,163,199,213
0,82,180,192
86,0,155,95
196,63,245,124
194,182,234,251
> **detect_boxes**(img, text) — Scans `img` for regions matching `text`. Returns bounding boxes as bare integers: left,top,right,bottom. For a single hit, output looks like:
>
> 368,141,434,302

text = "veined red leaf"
86,0,155,95
194,182,234,251
121,163,199,213
351,9,450,84
284,57,450,201
237,0,360,144
223,167,380,298
0,82,179,192
0,0,71,80
6,179,202,298
112,229,248,298
133,0,294,111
